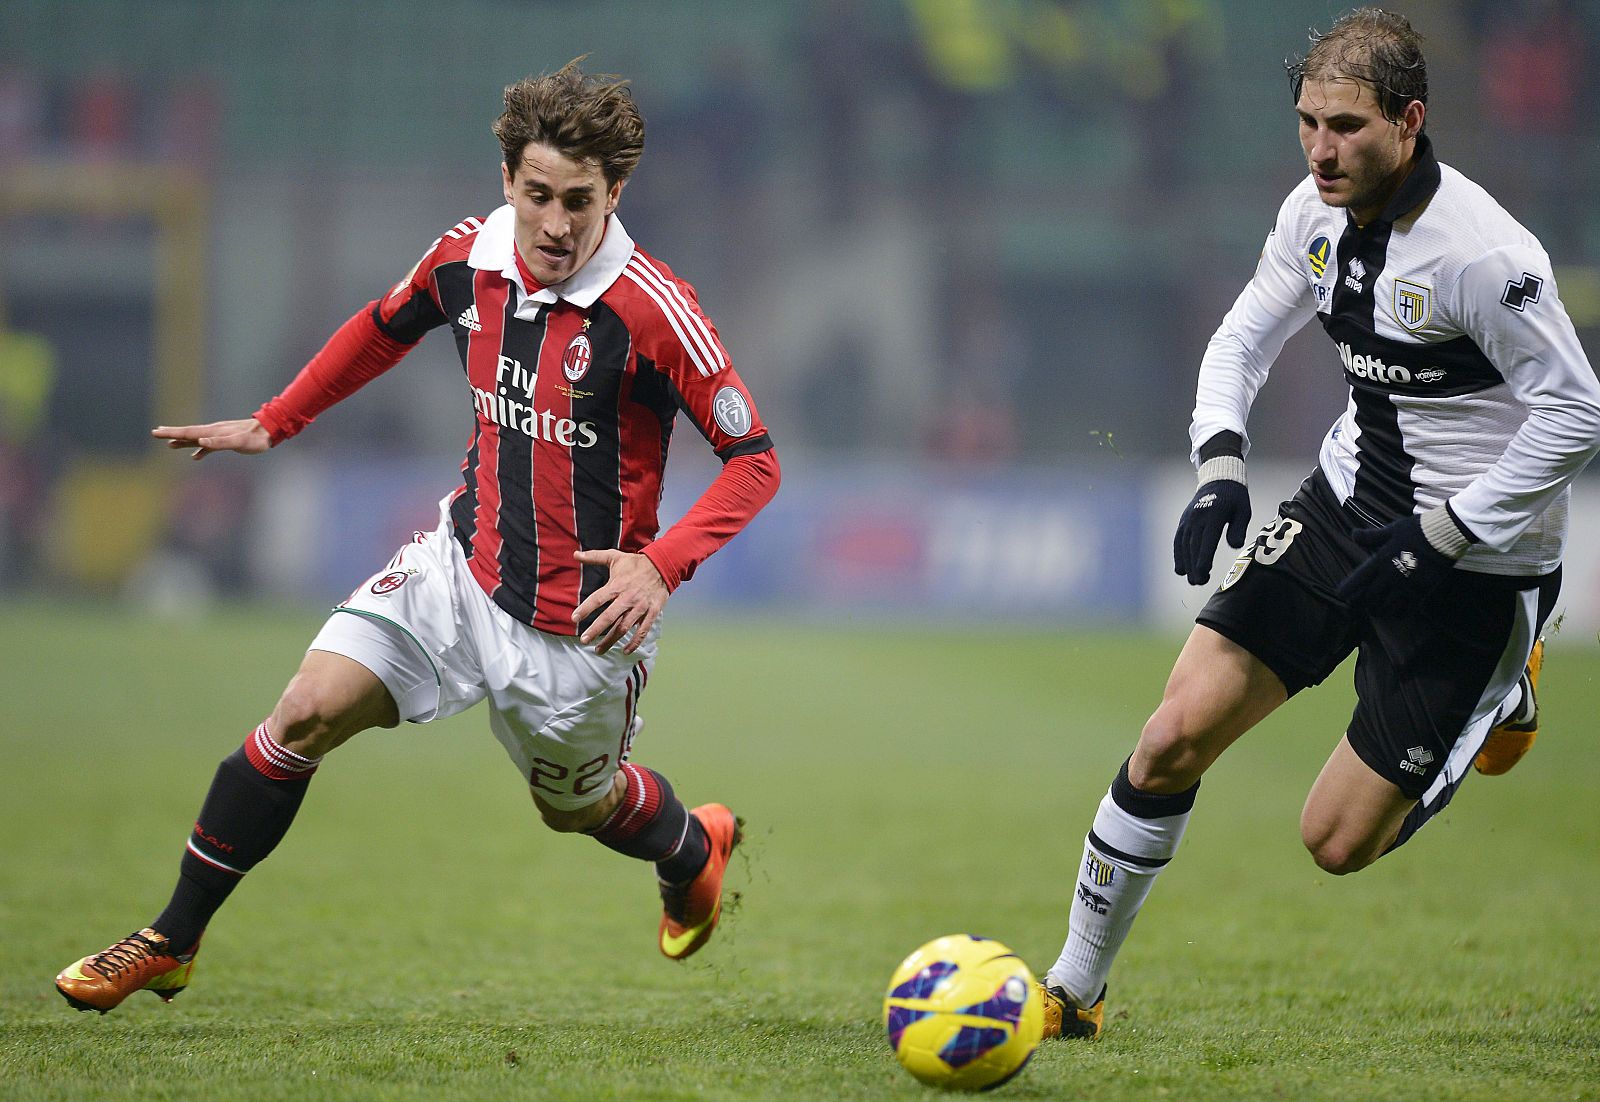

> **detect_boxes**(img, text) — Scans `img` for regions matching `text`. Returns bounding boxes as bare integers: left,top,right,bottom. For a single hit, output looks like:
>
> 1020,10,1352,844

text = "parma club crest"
1393,278,1432,331
1218,544,1254,591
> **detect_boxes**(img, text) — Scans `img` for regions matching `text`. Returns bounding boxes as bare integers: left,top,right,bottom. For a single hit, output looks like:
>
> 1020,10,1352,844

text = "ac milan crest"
370,570,411,595
563,333,593,382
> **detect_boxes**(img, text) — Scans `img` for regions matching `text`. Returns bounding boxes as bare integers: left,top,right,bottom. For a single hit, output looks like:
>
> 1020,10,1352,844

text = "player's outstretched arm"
151,418,271,461
573,549,670,657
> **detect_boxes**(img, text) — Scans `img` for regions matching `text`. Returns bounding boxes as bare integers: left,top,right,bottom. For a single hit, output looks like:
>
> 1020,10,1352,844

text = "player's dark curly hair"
494,57,645,186
1286,7,1427,124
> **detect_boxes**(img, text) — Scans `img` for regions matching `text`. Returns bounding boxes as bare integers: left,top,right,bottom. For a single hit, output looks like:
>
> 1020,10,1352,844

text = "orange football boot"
658,804,742,960
1039,983,1105,1040
1475,638,1543,776
56,928,201,1013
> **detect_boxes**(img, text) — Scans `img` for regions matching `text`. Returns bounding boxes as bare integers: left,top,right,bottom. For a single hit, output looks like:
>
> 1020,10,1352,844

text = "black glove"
1173,456,1251,586
1335,507,1472,613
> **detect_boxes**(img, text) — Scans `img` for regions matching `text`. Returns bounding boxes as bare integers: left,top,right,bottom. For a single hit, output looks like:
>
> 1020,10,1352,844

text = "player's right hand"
151,418,271,460
1173,476,1251,586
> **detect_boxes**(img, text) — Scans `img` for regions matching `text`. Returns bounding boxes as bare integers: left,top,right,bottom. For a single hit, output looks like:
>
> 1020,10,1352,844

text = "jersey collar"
468,204,635,311
1365,132,1442,227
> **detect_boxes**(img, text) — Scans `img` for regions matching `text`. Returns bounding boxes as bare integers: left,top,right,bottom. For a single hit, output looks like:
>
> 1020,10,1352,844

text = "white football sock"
1047,770,1196,1005
1499,678,1532,726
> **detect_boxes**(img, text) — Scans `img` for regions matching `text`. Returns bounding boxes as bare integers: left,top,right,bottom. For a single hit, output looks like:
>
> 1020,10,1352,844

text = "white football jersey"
1192,135,1600,575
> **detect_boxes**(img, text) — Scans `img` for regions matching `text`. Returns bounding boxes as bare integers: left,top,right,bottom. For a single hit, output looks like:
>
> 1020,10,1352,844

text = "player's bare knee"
269,677,354,758
532,774,624,833
536,806,580,832
1132,706,1210,791
1302,827,1378,876
1308,845,1369,876
534,798,606,833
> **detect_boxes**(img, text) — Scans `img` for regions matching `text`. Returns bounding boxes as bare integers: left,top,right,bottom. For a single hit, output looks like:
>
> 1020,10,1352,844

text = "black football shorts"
1196,468,1559,798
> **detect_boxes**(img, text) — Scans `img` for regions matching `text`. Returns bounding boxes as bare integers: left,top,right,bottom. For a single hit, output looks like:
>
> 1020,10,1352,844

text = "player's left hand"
1335,515,1457,614
152,417,271,460
573,549,670,656
1173,477,1251,586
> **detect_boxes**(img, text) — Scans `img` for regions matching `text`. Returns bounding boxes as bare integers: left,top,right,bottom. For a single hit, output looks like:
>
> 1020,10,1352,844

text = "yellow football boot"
1475,638,1544,776
1039,982,1105,1040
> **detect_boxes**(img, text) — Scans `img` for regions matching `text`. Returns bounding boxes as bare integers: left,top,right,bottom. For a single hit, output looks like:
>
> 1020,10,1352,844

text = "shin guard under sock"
587,763,710,884
152,724,320,947
1048,758,1199,1004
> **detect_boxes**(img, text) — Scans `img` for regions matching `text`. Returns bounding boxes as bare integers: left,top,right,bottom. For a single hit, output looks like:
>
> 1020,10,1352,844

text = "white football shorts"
308,500,658,810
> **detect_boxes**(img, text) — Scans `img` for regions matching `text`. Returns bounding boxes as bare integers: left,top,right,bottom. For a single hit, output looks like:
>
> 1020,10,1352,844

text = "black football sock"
587,763,711,884
151,723,320,948
657,813,711,885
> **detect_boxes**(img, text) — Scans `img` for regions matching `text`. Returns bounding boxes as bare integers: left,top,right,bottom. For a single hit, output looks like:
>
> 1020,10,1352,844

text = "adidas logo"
457,304,482,332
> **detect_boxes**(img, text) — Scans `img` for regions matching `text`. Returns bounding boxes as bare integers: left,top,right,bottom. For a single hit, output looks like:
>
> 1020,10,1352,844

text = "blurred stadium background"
2,0,1598,635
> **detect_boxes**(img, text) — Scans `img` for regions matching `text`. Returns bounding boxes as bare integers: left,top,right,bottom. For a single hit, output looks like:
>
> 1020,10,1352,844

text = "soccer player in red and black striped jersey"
57,60,779,1013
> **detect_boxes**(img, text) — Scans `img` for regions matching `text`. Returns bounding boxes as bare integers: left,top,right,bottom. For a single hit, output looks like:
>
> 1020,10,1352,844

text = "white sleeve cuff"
1196,455,1247,488
1420,505,1471,559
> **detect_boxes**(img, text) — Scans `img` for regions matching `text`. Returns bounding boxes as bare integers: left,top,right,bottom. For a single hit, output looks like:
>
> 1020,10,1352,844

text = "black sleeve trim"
714,433,774,463
372,295,446,346
1444,501,1481,545
1197,430,1245,462
663,373,773,462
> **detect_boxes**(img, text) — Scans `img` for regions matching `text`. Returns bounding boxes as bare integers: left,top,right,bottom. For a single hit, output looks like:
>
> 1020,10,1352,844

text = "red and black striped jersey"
371,206,774,635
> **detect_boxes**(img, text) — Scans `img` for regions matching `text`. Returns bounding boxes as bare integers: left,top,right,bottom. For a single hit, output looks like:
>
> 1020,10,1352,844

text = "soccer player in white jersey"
1037,8,1600,1040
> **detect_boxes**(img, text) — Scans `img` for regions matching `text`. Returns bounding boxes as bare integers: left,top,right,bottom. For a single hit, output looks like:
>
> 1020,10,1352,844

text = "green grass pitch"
1,602,1597,1100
